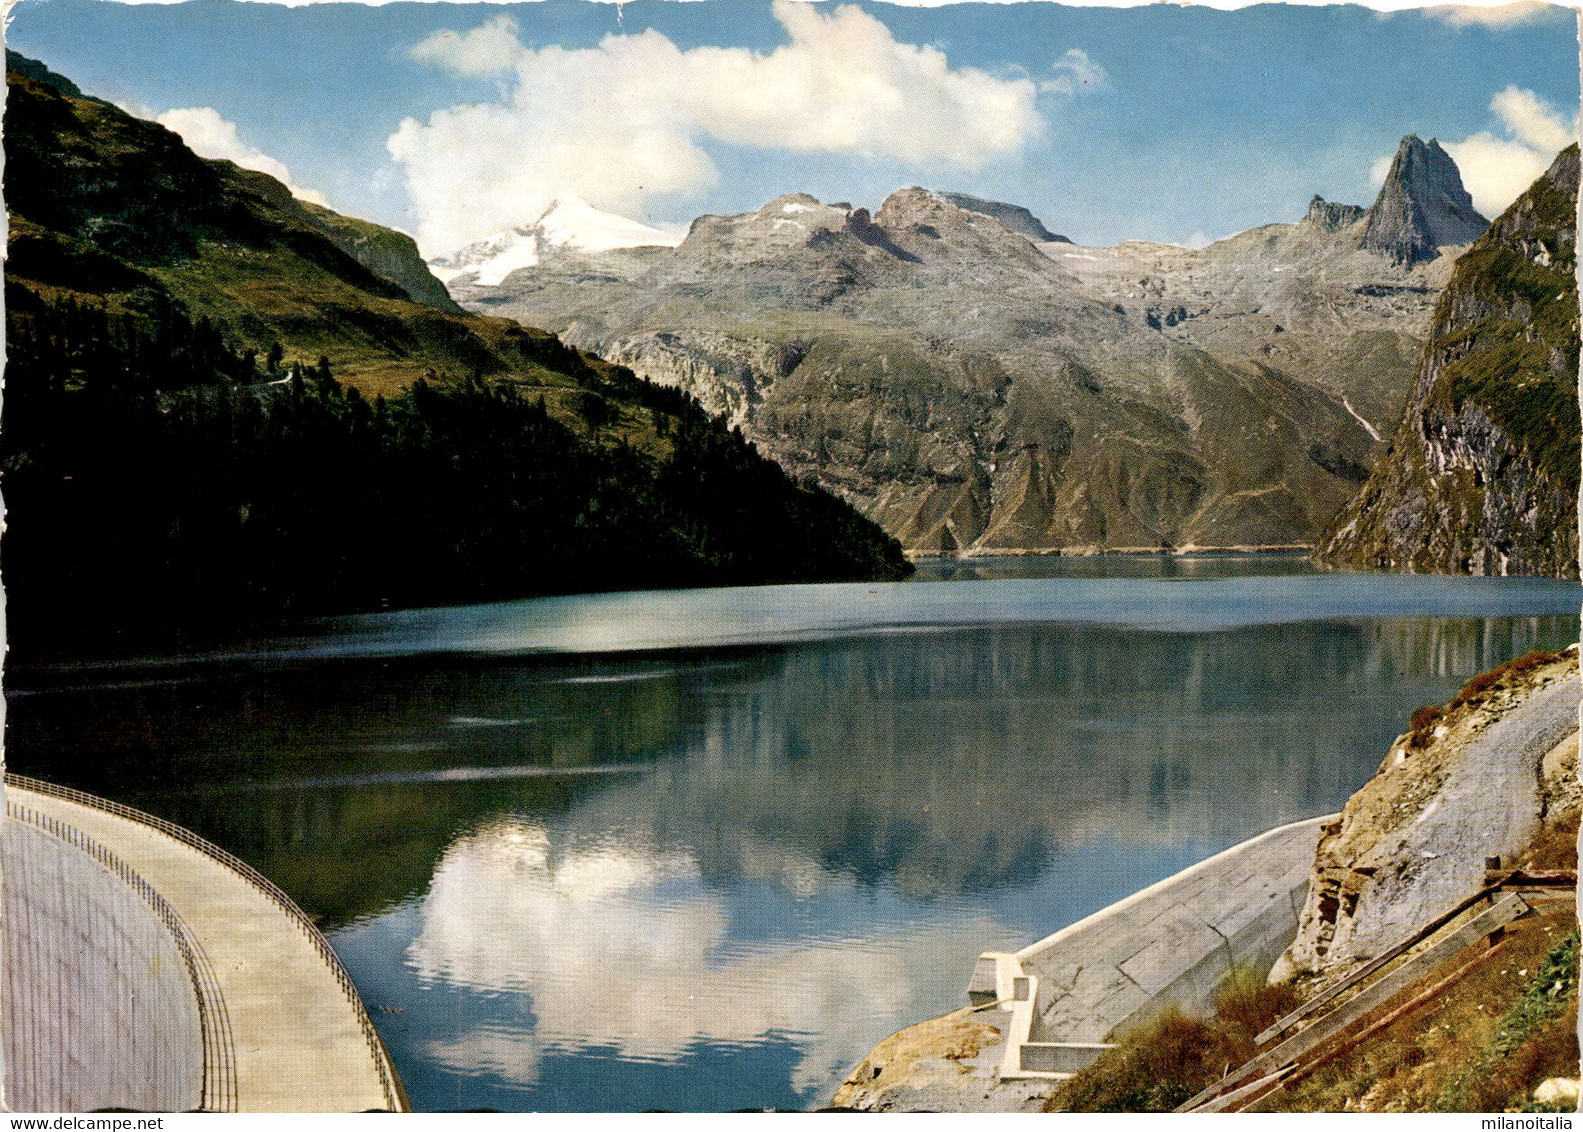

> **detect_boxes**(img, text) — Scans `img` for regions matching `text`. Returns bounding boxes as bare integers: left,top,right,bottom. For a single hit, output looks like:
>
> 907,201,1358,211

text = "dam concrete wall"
969,814,1330,1079
3,776,405,1112
2,813,204,1112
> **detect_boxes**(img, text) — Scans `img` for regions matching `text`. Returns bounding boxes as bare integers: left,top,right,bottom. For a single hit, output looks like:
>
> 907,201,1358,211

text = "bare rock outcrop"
830,1008,1052,1113
1360,135,1489,265
590,331,804,429
1300,196,1367,234
938,192,1070,244
1273,646,1581,983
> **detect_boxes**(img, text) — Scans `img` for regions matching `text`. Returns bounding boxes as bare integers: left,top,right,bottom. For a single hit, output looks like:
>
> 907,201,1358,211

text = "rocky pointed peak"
1300,195,1367,234
1361,134,1488,264
1315,142,1580,579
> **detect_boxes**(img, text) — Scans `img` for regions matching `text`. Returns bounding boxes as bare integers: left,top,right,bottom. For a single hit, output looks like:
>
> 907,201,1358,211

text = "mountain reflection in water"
6,560,1578,1111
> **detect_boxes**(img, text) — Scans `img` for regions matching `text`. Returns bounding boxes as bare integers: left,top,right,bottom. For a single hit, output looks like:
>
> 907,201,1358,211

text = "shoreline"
904,545,1315,561
834,646,1583,1114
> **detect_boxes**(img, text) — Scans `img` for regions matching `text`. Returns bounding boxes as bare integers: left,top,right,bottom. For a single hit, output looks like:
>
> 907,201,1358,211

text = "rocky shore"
1275,645,1580,984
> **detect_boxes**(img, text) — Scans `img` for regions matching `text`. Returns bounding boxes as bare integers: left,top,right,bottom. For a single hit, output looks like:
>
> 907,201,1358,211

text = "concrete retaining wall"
969,814,1330,1079
3,817,204,1111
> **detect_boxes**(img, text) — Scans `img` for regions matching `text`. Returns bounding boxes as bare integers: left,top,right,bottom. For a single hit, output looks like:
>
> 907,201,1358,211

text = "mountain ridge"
451,141,1480,556
2,57,536,397
923,192,1069,244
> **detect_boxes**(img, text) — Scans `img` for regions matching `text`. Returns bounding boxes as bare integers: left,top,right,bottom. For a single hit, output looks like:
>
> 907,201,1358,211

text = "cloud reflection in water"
406,817,1010,1095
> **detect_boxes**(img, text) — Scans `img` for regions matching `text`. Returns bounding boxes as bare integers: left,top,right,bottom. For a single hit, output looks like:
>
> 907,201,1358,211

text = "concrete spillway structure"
969,814,1332,1081
2,775,406,1112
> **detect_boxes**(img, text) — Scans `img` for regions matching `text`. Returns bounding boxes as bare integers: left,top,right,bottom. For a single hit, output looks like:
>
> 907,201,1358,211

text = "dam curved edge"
2,774,407,1113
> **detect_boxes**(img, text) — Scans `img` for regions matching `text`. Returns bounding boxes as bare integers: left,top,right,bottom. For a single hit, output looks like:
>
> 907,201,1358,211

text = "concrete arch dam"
2,775,407,1113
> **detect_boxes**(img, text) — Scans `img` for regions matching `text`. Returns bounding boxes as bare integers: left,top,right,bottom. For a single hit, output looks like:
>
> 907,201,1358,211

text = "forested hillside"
2,54,909,657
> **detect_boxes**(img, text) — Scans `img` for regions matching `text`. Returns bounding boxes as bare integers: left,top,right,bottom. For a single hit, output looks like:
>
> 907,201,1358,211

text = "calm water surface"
7,556,1580,1111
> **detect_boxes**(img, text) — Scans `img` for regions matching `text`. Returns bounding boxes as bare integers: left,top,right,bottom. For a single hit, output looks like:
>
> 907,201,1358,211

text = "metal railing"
4,774,407,1112
6,799,238,1111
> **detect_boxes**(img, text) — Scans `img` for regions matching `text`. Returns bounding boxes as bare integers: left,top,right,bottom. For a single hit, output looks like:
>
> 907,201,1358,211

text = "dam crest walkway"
3,774,405,1112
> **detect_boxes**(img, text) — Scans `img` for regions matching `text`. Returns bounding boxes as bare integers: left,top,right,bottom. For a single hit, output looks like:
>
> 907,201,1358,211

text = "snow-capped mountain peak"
429,199,683,287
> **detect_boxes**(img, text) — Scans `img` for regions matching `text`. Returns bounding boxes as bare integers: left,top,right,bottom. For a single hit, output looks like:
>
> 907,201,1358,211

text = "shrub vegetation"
1048,966,1300,1112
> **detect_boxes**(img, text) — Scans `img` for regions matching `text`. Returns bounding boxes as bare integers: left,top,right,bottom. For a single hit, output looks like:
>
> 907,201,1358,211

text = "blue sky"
7,0,1578,254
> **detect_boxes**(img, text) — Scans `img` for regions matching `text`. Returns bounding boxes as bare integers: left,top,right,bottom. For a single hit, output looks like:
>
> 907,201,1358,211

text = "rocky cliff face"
453,147,1477,555
1274,647,1580,982
1361,136,1489,265
938,192,1070,243
1315,145,1579,579
297,200,461,312
1301,196,1367,234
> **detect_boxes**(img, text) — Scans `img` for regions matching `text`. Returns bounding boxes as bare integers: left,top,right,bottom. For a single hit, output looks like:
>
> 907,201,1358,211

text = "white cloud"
407,14,524,76
1489,85,1576,154
114,98,159,120
157,106,329,206
1441,85,1577,216
1444,134,1555,215
388,0,1048,255
1040,48,1108,96
1420,1,1559,27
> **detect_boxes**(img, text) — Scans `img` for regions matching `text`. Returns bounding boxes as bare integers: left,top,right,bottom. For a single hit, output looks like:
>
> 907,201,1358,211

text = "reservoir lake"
6,555,1580,1112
